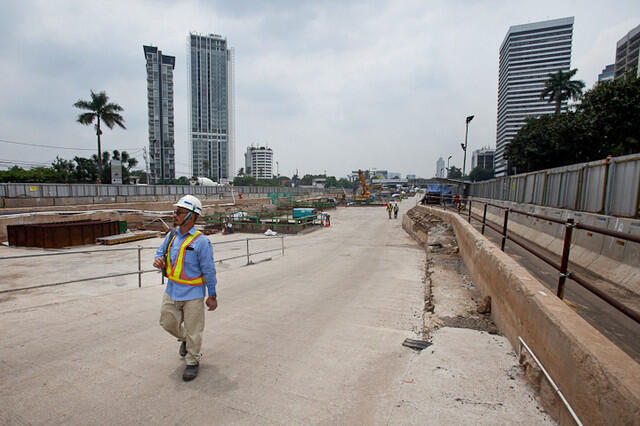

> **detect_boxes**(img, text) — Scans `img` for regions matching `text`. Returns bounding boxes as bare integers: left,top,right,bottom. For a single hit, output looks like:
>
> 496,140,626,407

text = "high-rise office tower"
188,33,235,181
436,157,445,178
472,147,495,170
495,17,574,176
143,45,176,183
614,24,640,80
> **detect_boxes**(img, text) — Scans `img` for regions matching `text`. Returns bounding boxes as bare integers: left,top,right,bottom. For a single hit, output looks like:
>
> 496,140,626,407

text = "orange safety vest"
165,230,204,286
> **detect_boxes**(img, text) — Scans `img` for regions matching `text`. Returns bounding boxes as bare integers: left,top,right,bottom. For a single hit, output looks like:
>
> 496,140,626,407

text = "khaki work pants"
159,293,204,365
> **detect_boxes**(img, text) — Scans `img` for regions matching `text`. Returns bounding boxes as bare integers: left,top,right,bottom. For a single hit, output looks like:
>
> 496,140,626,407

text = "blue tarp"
426,184,451,195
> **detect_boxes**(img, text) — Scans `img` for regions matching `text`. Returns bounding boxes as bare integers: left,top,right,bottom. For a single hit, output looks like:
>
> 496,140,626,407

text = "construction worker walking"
387,202,393,219
393,203,399,219
153,195,218,382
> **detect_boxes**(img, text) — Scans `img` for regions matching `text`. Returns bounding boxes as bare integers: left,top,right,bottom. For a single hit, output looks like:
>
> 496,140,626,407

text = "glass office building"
188,33,235,181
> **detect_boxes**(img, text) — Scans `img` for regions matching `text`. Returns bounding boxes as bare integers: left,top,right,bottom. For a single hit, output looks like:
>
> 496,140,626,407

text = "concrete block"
3,198,55,208
93,196,117,204
53,197,94,206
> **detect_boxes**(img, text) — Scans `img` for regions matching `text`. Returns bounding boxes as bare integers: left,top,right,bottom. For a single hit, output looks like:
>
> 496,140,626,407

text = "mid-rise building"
472,147,495,170
188,33,235,181
244,146,273,179
436,157,445,178
614,24,640,80
143,45,176,183
598,64,615,83
495,17,574,176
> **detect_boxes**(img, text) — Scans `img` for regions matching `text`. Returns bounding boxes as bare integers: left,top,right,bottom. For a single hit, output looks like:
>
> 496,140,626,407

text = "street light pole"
447,155,452,177
462,115,474,177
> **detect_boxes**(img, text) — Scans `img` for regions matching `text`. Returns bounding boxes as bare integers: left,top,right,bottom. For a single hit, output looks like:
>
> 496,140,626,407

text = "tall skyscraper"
436,157,445,178
495,17,574,176
143,45,176,183
614,24,640,80
472,147,495,170
188,33,235,182
244,146,274,179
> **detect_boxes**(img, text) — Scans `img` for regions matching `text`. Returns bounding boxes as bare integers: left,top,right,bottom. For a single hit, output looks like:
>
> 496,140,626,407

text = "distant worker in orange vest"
153,195,218,382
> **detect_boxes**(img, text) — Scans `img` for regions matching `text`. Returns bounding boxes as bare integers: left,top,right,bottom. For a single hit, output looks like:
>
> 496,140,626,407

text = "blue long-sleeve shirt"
155,227,217,301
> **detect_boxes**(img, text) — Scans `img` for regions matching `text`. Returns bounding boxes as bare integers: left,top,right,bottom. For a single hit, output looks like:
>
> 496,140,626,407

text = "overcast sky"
0,0,638,179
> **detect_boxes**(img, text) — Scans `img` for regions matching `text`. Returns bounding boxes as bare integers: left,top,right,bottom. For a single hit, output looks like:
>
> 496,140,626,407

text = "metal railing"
0,236,285,294
425,195,640,325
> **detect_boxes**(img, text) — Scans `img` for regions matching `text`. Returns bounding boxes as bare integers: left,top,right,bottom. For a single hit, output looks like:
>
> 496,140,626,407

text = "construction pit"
1,195,635,424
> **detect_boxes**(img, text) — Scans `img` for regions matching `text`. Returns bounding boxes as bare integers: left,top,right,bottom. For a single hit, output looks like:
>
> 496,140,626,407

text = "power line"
0,138,144,154
0,158,52,166
0,138,95,151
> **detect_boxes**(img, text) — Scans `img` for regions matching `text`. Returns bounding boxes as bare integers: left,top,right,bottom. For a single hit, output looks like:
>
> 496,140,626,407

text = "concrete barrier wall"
469,199,640,295
410,206,640,425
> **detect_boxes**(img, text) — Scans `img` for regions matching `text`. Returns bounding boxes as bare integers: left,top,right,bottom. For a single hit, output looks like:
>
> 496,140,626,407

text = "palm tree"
73,90,126,172
540,69,585,114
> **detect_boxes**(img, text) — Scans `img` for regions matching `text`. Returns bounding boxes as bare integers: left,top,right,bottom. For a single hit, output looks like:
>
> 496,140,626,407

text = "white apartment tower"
188,33,235,181
245,146,274,179
144,45,176,183
495,17,574,176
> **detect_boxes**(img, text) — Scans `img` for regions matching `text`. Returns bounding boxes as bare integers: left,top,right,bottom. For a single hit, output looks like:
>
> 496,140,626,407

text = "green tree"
73,90,126,174
447,166,462,179
337,178,354,189
468,167,494,182
73,156,99,183
507,76,640,173
540,69,585,114
233,175,258,186
324,176,338,187
174,176,190,185
578,76,640,157
130,169,148,184
506,113,590,173
51,156,76,183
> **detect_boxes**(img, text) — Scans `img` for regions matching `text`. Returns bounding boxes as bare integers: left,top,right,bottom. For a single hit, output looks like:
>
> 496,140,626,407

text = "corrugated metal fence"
0,184,333,199
469,153,640,218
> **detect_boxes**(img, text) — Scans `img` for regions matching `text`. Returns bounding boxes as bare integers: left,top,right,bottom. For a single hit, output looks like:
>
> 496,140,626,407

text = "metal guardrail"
428,195,640,325
0,236,285,294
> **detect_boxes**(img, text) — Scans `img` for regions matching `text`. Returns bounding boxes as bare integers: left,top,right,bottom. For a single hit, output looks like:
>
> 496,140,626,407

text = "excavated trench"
407,207,498,336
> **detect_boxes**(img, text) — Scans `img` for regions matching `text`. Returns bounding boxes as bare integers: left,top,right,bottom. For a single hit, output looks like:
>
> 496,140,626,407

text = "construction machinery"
355,169,371,201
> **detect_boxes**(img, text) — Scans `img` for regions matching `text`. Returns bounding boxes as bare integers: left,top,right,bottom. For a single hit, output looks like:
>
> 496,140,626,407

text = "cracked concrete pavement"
0,197,553,424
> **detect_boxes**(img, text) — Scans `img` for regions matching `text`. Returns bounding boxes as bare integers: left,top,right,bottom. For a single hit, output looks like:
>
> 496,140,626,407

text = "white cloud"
0,0,639,177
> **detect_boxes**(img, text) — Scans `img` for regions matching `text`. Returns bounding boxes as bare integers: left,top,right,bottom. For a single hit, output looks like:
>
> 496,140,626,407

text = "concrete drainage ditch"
407,208,499,337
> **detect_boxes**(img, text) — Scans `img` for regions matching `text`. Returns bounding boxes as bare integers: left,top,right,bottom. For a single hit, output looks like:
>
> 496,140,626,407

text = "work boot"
179,341,187,357
183,363,199,381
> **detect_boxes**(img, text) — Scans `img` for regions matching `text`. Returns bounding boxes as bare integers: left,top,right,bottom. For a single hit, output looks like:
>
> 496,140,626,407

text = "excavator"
356,169,371,201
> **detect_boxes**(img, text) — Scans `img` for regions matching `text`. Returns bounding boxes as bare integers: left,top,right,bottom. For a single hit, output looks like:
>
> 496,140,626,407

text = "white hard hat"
174,195,202,215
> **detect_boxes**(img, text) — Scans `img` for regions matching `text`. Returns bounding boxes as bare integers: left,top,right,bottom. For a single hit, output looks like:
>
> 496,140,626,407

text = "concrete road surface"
0,198,552,425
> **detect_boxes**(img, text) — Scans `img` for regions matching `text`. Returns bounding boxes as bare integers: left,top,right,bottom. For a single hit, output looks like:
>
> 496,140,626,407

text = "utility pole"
462,115,474,177
143,146,150,184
